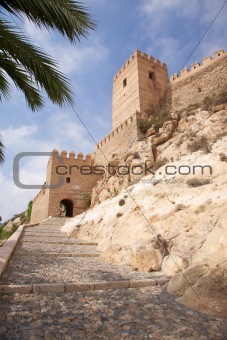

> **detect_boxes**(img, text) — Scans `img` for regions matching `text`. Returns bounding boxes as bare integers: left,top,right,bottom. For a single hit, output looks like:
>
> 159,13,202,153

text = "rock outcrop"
62,107,227,317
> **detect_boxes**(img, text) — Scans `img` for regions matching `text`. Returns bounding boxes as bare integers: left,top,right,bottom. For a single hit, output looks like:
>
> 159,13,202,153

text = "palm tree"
0,0,96,164
0,134,4,164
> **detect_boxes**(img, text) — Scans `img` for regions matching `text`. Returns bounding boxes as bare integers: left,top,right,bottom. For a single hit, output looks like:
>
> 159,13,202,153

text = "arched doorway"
59,199,73,217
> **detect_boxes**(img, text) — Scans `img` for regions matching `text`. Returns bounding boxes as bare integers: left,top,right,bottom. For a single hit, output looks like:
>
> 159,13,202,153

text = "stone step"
13,252,100,258
22,233,73,238
0,278,170,294
19,240,98,245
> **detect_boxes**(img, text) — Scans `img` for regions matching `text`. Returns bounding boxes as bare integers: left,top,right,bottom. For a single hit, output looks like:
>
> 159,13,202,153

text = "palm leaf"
0,0,96,42
0,134,4,165
0,51,43,110
0,68,11,101
0,19,74,109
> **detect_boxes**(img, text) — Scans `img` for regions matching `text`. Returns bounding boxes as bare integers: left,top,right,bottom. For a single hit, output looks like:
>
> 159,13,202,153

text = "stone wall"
30,150,101,223
95,111,140,165
30,188,50,224
112,50,168,129
169,49,227,111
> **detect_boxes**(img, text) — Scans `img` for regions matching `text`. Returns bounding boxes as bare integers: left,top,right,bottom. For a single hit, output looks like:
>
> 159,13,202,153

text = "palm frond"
0,134,4,165
0,19,74,109
0,0,96,42
0,51,43,111
0,68,11,101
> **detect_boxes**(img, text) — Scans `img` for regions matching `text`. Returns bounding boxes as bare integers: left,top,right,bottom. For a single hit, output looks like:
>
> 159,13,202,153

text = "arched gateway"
59,199,73,217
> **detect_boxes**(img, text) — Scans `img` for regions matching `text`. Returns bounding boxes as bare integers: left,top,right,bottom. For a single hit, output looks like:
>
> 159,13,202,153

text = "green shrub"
83,194,91,208
116,212,123,218
188,135,211,154
215,90,227,105
138,119,152,134
187,102,200,111
0,223,18,240
25,200,33,223
118,199,125,206
152,110,172,131
11,224,18,233
202,96,214,110
186,178,211,187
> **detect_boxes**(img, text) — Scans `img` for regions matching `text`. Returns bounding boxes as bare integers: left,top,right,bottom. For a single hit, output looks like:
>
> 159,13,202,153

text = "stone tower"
112,49,168,130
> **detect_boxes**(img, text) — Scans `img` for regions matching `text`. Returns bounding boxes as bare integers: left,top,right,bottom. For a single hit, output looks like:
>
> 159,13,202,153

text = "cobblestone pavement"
0,218,227,339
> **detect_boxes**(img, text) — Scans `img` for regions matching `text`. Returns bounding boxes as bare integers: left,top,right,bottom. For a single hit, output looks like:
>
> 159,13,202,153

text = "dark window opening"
66,177,70,183
218,53,220,56
198,87,201,92
123,78,127,87
149,71,154,79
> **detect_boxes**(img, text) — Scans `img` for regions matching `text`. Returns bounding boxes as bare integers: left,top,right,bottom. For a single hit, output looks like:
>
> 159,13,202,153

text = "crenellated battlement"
49,149,93,162
113,49,167,81
96,110,140,151
170,49,226,83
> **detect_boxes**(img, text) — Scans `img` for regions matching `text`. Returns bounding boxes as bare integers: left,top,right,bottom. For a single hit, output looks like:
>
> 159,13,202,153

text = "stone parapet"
170,49,226,83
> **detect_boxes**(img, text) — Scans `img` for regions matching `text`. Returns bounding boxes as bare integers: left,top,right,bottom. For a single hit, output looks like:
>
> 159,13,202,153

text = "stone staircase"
0,218,226,338
0,217,168,293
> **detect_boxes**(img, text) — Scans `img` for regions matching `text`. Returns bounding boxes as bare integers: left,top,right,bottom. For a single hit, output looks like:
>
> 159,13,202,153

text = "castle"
30,48,227,223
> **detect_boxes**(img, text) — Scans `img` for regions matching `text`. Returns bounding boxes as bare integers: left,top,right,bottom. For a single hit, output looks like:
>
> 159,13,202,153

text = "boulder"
162,254,188,277
3,220,13,232
131,244,163,271
166,264,210,296
178,265,227,318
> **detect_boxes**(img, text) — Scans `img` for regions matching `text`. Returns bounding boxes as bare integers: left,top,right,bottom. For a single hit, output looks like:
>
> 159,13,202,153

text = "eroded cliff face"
62,107,227,317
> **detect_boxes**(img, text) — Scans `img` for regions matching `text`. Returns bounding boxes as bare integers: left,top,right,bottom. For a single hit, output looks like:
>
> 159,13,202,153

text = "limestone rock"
212,103,227,112
146,127,156,137
152,132,172,146
162,254,189,277
131,244,163,272
178,265,227,318
166,264,210,296
3,220,13,232
162,120,176,133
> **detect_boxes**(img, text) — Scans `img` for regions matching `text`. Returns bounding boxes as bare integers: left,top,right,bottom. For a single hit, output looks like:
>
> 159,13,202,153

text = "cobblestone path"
0,218,226,339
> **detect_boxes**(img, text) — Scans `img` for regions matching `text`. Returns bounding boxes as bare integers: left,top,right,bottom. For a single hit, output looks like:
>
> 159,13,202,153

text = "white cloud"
1,125,37,148
139,0,227,72
23,19,109,75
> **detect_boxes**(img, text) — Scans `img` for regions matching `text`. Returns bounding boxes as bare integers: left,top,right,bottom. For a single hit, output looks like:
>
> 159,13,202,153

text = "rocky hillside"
62,105,227,318
0,212,26,246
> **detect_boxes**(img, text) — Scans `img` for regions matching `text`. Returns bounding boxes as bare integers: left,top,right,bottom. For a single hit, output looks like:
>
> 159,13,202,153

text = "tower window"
66,177,71,183
149,71,154,79
123,78,127,87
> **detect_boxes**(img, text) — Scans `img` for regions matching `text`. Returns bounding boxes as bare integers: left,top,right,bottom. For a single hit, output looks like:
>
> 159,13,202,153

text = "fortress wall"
95,111,140,165
170,50,227,111
31,151,101,223
30,188,50,223
47,151,101,218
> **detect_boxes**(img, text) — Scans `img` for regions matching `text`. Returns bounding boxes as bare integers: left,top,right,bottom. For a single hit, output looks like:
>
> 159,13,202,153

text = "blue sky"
1,0,227,222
